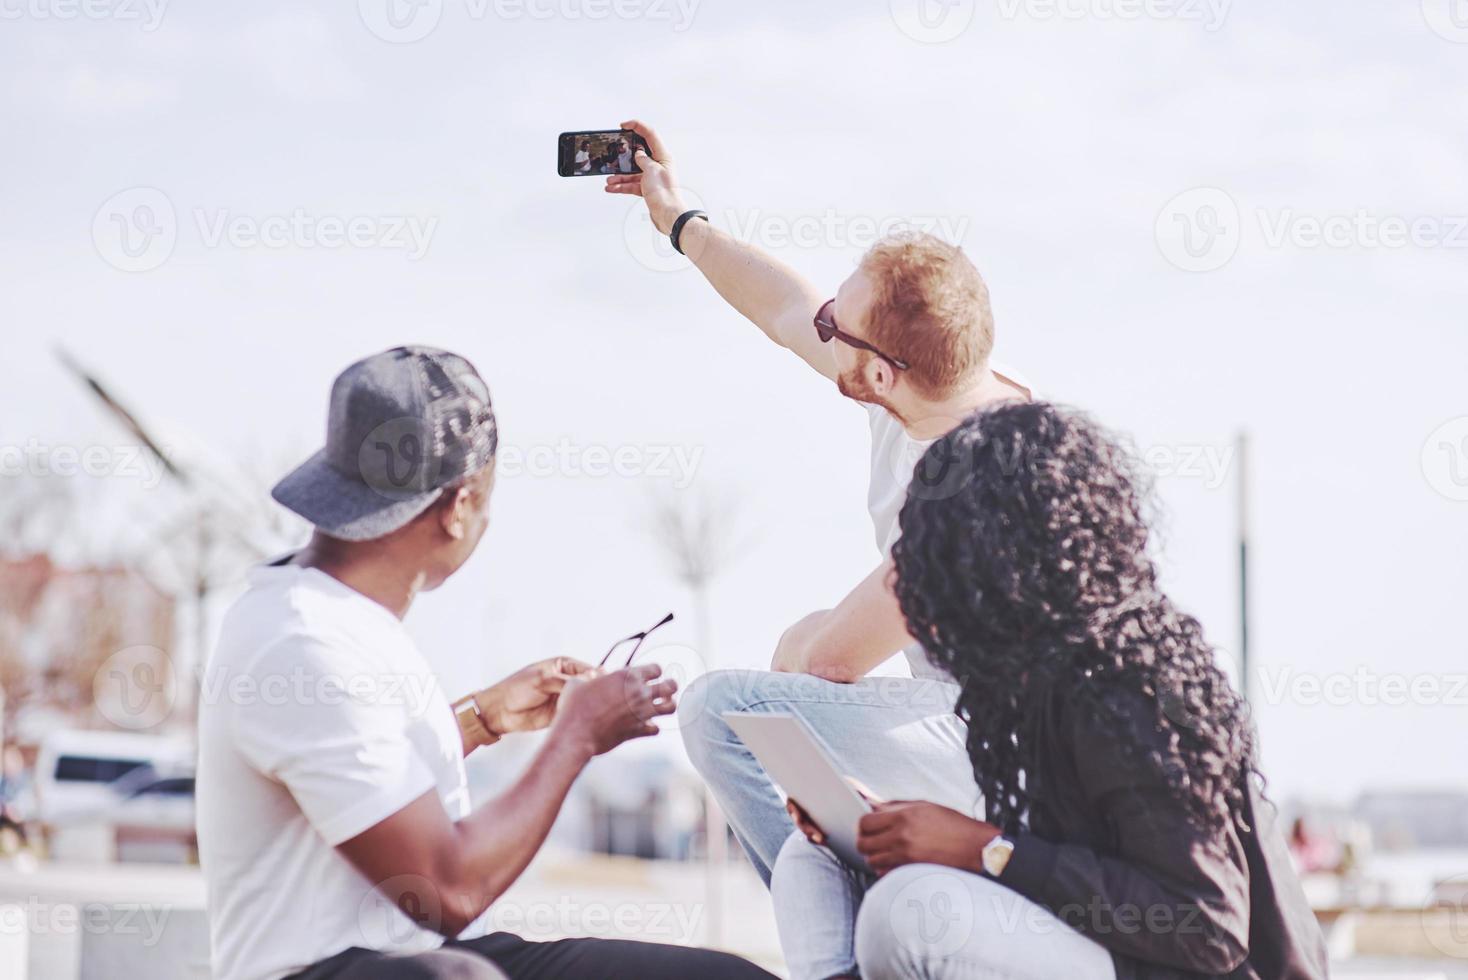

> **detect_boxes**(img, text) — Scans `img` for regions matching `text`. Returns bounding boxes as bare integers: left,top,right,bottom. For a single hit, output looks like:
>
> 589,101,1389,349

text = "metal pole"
695,584,726,948
1236,431,1251,706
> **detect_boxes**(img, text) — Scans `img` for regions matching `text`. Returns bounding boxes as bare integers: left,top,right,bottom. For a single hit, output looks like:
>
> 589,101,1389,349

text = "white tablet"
722,711,872,870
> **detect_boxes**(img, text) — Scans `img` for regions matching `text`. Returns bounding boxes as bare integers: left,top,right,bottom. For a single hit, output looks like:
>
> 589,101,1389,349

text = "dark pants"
289,931,777,980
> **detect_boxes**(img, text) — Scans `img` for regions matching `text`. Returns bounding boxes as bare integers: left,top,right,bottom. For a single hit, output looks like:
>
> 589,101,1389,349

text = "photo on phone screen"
558,130,649,177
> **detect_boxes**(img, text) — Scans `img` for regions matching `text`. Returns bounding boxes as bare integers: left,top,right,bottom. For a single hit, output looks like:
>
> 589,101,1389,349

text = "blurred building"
0,554,176,744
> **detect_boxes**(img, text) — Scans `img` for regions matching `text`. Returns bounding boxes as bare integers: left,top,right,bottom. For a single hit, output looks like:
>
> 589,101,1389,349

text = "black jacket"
993,687,1330,979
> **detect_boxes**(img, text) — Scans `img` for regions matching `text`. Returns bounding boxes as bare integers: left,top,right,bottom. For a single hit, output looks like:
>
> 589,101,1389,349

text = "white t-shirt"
197,561,469,980
865,361,1036,680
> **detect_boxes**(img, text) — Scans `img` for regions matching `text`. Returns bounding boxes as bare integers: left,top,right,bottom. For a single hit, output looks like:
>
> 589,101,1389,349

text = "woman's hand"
476,657,595,736
856,801,1002,876
787,798,826,845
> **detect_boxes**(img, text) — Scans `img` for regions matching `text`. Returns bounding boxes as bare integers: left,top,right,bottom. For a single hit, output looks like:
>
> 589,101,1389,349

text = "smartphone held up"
558,129,649,177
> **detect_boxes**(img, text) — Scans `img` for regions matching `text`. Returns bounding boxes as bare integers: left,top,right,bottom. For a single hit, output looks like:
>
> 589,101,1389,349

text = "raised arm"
337,665,676,937
607,120,837,382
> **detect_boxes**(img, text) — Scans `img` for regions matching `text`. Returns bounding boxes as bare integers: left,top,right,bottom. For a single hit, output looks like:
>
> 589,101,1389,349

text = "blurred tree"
646,482,753,947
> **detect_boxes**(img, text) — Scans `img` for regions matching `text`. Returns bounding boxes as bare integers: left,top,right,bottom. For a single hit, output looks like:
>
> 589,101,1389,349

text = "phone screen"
558,130,649,177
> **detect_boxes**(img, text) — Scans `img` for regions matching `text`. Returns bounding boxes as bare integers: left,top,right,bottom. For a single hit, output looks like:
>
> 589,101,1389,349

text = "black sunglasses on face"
813,298,910,371
598,612,676,669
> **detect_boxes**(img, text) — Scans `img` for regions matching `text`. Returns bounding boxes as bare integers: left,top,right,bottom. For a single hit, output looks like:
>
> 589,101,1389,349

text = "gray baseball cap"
272,346,498,542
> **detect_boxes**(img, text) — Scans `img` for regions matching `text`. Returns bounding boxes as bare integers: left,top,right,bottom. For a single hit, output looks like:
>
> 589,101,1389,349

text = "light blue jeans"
772,834,1117,979
677,669,981,886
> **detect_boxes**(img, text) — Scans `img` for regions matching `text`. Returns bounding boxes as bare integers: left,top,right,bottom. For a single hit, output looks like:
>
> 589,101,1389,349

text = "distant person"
1288,816,1340,874
776,403,1330,979
0,746,31,852
196,347,775,980
574,140,591,175
615,139,635,173
607,119,1032,884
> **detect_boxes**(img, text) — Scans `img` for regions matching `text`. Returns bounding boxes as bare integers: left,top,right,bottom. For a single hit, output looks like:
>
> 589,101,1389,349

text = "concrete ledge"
79,906,209,980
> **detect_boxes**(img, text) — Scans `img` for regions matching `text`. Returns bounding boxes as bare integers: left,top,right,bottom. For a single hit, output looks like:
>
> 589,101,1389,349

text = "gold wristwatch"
981,835,1015,877
452,693,499,749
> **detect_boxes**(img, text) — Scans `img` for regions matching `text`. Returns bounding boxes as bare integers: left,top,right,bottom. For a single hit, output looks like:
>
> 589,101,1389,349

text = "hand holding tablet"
722,711,877,870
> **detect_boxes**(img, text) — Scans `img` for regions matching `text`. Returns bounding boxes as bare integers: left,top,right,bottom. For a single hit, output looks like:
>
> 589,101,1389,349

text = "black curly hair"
891,401,1256,835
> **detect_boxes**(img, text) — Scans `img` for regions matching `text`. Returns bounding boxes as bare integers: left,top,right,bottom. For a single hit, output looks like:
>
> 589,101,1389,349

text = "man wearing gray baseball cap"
197,347,774,980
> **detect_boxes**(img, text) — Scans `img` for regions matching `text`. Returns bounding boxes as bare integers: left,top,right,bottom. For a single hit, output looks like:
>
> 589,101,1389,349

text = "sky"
2,0,1465,805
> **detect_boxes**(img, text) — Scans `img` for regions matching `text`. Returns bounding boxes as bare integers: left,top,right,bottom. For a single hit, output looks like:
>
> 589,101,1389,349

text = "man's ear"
867,355,895,397
438,486,471,541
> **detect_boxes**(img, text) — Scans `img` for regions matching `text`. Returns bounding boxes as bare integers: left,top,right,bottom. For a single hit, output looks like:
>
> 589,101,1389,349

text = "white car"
34,729,194,833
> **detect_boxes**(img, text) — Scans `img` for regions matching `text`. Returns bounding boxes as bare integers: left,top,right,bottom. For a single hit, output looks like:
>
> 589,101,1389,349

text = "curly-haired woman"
771,402,1328,980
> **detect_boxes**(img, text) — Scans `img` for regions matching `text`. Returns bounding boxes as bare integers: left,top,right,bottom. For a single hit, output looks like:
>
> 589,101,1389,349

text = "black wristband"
670,209,708,255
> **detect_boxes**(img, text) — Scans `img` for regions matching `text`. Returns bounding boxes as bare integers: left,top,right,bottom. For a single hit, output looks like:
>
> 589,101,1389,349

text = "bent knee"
677,669,759,753
773,829,843,877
